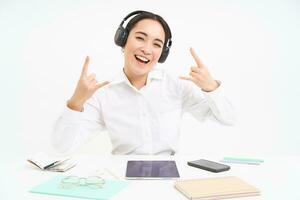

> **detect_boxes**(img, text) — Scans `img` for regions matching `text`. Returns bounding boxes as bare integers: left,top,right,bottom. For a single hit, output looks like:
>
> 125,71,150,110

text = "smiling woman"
52,10,236,155
123,19,166,88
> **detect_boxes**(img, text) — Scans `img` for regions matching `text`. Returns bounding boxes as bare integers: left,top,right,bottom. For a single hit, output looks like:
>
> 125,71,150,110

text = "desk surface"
3,154,300,200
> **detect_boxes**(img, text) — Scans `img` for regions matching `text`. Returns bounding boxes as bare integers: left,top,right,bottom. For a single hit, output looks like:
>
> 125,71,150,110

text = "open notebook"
174,176,260,200
27,152,76,172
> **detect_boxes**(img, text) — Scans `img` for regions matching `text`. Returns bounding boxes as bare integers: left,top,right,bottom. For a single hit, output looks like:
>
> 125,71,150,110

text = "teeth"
136,55,149,62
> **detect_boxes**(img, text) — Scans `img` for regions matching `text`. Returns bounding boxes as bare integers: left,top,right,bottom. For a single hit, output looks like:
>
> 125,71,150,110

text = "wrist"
67,99,84,112
203,80,220,92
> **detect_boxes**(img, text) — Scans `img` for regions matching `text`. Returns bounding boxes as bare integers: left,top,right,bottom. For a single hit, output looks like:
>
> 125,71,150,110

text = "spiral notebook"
174,176,260,200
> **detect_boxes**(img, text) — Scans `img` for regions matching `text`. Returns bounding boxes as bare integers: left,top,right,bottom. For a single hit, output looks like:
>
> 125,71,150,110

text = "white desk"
4,154,300,200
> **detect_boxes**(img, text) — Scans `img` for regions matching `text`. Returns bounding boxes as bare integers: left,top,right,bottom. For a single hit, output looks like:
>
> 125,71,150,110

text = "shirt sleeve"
179,80,236,125
51,94,106,154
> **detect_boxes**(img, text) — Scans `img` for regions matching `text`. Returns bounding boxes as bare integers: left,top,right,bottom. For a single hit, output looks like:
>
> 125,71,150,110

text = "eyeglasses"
60,176,105,189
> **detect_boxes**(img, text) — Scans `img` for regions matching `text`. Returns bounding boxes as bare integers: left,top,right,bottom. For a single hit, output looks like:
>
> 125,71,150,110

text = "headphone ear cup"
158,46,169,63
114,26,128,47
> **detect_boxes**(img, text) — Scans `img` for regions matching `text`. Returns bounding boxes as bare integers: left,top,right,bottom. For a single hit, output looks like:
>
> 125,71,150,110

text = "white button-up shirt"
52,66,235,155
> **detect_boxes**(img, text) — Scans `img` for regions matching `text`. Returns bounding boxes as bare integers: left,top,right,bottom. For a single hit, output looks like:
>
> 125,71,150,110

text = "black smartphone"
187,159,230,173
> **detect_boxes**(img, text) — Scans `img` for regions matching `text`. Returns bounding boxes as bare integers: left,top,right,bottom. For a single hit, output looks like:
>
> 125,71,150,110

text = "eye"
136,36,144,41
154,43,162,48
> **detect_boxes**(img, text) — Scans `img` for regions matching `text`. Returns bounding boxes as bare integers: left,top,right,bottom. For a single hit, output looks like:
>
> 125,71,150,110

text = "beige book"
174,176,260,200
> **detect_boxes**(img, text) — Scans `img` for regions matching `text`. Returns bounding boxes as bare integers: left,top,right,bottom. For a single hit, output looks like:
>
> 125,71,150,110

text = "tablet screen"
125,160,180,179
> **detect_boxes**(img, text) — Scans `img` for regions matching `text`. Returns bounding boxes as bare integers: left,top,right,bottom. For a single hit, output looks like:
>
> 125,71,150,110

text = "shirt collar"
109,65,163,86
148,65,163,80
109,69,130,86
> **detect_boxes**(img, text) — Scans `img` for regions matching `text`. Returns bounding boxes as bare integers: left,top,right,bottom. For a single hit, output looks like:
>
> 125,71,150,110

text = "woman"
52,10,235,155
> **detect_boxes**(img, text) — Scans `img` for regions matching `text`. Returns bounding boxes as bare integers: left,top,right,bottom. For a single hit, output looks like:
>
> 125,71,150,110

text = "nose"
140,42,152,55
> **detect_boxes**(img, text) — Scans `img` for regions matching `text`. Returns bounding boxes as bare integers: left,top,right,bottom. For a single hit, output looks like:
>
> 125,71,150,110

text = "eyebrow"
135,31,164,45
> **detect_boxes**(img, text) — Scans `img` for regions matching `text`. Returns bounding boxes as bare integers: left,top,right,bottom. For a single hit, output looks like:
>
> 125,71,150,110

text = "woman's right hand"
67,56,109,111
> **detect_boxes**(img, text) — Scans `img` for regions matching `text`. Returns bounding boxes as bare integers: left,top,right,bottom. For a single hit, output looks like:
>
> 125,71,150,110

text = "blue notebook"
29,175,129,200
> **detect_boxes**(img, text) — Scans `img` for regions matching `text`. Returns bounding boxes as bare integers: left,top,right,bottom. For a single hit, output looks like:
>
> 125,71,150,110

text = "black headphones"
114,10,172,63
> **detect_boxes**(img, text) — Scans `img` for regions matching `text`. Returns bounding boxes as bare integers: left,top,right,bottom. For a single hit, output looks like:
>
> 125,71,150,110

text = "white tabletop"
3,154,300,200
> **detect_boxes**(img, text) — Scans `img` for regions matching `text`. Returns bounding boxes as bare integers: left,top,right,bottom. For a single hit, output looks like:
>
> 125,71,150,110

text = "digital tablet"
125,160,180,179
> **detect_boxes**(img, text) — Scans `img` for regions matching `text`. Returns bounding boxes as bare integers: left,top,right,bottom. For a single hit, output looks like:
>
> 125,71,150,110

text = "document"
30,175,129,200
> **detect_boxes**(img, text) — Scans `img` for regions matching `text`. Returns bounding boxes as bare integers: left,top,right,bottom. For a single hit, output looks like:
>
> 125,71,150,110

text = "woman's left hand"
180,47,219,92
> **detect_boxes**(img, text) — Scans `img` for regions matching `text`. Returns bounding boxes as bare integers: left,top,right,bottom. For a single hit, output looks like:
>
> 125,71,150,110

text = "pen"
220,160,261,165
43,161,60,170
104,168,120,180
220,157,264,165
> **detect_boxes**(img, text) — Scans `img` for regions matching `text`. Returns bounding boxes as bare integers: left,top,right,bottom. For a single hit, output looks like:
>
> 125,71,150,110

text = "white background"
0,0,300,162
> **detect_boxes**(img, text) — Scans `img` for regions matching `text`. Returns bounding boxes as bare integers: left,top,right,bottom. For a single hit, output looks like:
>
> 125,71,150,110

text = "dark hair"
125,11,172,47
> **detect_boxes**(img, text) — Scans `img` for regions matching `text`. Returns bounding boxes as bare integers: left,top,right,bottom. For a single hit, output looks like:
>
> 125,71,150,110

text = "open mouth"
135,55,150,64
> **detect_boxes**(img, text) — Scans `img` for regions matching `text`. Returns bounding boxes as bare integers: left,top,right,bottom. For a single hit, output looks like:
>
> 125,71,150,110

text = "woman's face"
123,19,165,77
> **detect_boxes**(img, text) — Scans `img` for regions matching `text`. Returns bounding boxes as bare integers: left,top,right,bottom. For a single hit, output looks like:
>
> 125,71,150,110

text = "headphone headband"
120,10,147,26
